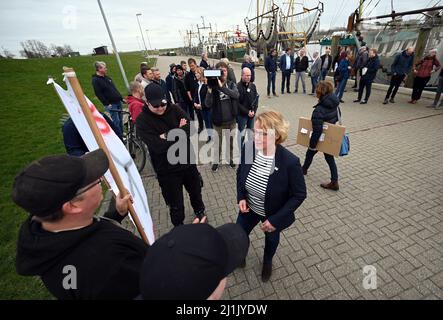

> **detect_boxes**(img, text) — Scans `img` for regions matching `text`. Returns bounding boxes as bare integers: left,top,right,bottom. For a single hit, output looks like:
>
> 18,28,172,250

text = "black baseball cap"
144,83,167,106
140,223,249,300
12,149,109,217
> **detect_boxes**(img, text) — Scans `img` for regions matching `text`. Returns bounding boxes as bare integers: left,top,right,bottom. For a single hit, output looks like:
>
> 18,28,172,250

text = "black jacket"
184,70,199,101
136,103,192,176
205,81,239,126
362,56,381,83
310,93,339,149
237,81,258,116
200,60,209,69
91,74,123,106
237,142,307,231
265,55,278,73
320,54,333,72
193,82,208,109
295,56,309,72
16,205,147,300
172,76,191,104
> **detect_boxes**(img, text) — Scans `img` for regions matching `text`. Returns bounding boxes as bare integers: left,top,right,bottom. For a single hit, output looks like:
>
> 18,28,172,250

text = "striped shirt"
245,152,275,216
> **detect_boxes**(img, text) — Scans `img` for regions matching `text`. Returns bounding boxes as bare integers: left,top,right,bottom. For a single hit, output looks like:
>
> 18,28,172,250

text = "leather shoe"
261,262,272,282
320,181,339,191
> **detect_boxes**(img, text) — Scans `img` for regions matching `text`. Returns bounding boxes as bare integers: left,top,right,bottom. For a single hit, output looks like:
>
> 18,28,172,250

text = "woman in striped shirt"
236,111,307,282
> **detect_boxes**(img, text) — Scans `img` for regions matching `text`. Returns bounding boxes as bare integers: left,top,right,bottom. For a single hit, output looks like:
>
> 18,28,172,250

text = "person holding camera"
205,61,240,172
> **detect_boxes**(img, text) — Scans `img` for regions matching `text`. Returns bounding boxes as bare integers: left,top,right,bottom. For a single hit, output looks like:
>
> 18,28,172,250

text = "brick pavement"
102,56,443,300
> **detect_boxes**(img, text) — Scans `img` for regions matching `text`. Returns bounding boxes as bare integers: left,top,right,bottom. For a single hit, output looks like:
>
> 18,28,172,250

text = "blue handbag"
337,107,350,157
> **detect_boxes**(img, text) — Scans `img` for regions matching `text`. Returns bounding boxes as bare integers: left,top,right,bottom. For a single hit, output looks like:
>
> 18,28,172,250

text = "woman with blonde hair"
193,67,213,142
236,110,307,282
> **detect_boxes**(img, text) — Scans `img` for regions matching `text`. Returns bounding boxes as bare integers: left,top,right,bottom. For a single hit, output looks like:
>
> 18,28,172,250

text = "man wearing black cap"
140,223,249,300
12,149,147,300
136,83,206,227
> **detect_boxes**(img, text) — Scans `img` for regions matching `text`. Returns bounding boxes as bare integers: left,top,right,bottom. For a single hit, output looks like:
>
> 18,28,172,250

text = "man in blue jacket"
265,49,278,98
383,47,415,104
279,48,294,94
354,49,380,104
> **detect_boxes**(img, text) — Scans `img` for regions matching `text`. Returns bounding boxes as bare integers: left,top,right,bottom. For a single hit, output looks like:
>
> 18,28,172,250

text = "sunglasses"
149,100,167,109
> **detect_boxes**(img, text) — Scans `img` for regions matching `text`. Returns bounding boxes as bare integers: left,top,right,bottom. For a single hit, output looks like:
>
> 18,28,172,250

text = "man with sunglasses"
136,83,206,227
12,149,147,299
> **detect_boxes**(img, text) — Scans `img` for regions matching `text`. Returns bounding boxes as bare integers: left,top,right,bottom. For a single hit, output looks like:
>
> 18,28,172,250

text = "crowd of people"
11,45,442,300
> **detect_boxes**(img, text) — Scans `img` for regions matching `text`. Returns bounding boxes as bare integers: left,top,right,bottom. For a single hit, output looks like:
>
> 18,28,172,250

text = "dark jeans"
237,115,255,148
202,108,213,137
195,108,204,131
281,70,292,93
335,77,348,100
385,74,406,100
311,75,319,94
236,210,280,264
106,102,123,135
267,72,276,95
432,76,443,107
302,149,338,182
412,76,431,101
358,77,373,101
321,69,328,80
157,165,205,226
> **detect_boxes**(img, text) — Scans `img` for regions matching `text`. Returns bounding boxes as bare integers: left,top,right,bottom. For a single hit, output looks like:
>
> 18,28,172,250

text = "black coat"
136,103,192,176
193,82,208,108
237,81,258,116
295,56,309,72
320,54,333,71
310,93,339,149
265,55,278,73
200,60,209,69
237,142,307,231
16,206,147,300
91,74,123,106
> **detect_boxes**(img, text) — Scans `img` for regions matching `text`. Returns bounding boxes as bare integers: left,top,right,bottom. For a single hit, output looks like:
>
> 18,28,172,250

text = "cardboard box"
296,117,346,157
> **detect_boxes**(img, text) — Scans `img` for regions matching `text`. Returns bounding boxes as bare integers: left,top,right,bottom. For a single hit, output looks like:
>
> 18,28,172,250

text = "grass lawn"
0,52,156,299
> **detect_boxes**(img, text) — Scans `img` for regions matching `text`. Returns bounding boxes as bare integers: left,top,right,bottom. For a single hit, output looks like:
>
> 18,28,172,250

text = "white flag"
49,77,155,244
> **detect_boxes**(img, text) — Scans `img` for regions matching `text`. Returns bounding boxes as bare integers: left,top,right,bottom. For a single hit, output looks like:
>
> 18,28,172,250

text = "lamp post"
145,29,153,53
136,13,148,57
97,0,129,92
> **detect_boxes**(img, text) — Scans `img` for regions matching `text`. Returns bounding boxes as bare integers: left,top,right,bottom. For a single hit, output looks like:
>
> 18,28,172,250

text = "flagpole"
63,66,150,245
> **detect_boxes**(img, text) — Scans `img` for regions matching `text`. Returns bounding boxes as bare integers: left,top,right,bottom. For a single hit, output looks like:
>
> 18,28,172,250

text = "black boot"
261,262,272,282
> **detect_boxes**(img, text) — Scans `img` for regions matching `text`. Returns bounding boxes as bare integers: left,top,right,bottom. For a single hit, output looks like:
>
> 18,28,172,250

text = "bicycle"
118,110,148,173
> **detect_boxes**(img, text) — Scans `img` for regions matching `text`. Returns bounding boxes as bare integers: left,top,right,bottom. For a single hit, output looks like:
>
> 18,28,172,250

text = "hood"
16,217,100,276
126,95,144,105
317,93,339,110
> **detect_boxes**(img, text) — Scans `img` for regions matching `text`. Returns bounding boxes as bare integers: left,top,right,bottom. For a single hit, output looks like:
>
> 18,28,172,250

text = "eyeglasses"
74,177,103,197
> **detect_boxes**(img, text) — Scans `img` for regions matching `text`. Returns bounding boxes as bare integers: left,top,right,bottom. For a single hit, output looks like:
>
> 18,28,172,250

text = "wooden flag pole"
63,67,150,245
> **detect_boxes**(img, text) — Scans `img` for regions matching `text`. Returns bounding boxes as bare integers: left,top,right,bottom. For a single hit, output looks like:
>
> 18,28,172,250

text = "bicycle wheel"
128,137,147,173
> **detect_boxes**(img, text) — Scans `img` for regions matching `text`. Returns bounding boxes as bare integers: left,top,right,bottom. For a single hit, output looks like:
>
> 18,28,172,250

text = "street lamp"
97,0,129,92
145,29,153,52
136,13,148,57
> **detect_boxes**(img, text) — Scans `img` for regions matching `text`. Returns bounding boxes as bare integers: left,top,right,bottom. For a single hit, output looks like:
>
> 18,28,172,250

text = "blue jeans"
267,72,276,95
302,149,338,182
281,70,292,93
321,69,328,80
311,75,319,94
202,108,213,137
236,210,280,264
335,77,348,100
237,115,255,148
106,102,123,135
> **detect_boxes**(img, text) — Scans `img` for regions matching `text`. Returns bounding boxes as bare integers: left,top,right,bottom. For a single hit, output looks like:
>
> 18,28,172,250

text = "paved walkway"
110,56,443,300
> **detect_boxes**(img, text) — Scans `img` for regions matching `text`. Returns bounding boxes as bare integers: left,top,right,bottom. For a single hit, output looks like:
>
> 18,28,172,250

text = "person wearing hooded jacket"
13,149,146,300
302,81,340,191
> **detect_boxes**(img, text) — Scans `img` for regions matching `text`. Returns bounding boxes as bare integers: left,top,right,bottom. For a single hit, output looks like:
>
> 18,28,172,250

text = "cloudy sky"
0,0,431,56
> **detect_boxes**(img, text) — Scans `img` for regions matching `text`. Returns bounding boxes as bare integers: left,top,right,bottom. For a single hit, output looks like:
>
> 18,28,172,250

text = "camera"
204,69,222,88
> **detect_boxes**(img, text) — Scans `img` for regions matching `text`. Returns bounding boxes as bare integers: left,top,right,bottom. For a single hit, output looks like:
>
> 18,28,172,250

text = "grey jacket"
310,57,322,78
205,81,239,126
